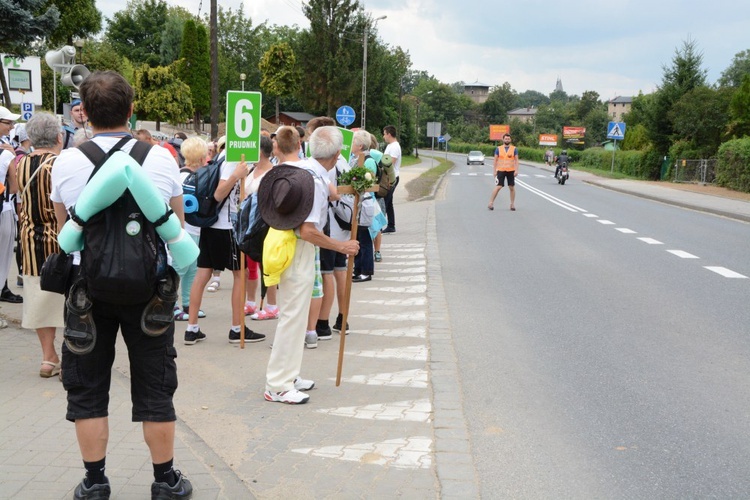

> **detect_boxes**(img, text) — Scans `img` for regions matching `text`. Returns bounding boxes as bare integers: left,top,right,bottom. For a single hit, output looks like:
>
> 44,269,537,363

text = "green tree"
160,7,194,66
646,38,707,155
576,90,601,121
259,42,300,124
481,82,517,123
669,85,732,156
47,0,101,46
728,74,750,138
133,64,193,130
178,19,210,132
718,49,750,88
582,107,609,147
0,0,59,107
516,90,549,108
298,0,365,117
106,0,169,66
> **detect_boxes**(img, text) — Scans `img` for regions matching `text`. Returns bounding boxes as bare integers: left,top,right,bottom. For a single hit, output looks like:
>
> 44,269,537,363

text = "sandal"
173,307,206,321
206,278,220,292
250,308,279,321
40,361,61,378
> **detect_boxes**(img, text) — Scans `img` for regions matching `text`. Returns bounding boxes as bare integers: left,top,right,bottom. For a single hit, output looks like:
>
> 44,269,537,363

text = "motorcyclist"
555,150,570,178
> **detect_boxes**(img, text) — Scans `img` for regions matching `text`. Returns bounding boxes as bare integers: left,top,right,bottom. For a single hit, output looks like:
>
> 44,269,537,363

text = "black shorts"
197,227,240,271
62,300,178,423
495,170,515,187
320,247,347,274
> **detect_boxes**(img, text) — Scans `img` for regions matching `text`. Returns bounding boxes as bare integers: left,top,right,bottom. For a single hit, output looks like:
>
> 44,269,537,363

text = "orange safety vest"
495,145,517,172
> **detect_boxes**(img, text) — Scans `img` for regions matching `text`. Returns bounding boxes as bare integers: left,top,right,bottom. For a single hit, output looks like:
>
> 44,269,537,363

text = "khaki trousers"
266,239,315,392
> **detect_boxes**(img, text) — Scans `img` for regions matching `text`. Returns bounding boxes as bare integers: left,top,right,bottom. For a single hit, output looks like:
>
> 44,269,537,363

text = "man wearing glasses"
0,106,22,304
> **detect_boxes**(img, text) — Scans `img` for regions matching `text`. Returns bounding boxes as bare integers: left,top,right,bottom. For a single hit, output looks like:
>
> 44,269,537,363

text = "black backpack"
233,188,269,263
182,155,227,227
72,137,169,305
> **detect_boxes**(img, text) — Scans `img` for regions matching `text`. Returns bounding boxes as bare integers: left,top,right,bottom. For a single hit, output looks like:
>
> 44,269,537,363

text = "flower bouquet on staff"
337,166,375,194
335,166,378,386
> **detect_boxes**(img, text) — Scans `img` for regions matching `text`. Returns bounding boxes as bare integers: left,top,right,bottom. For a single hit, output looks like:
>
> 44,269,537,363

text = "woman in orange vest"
488,133,519,211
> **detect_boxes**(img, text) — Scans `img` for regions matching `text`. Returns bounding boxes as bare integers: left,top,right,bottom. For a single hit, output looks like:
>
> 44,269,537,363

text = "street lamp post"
361,15,386,130
240,73,246,91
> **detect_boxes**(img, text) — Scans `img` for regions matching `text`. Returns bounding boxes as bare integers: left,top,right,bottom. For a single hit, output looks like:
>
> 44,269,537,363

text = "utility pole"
209,0,219,139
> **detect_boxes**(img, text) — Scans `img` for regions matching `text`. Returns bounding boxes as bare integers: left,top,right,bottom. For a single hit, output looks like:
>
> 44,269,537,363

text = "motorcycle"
556,162,569,185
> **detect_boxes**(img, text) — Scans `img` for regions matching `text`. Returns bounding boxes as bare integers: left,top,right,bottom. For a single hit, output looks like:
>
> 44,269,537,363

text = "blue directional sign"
21,102,33,121
437,135,445,143
607,121,626,140
336,105,356,127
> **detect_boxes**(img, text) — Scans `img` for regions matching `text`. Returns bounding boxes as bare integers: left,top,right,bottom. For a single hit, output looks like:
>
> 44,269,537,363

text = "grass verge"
404,156,454,201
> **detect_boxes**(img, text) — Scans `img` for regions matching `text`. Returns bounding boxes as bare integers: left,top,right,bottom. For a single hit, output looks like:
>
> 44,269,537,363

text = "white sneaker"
264,389,310,404
304,331,318,349
294,377,315,391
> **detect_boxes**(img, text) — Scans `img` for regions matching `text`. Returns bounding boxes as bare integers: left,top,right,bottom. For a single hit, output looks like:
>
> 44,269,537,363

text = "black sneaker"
382,227,396,234
151,470,193,499
184,329,206,345
316,323,332,341
228,326,266,344
74,477,111,499
352,274,372,283
332,314,349,333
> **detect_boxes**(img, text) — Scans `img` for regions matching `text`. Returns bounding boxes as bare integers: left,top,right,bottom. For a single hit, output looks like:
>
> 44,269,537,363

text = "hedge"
716,138,750,193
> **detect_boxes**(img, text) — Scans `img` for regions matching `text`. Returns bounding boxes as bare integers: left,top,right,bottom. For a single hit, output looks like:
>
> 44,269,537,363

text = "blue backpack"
181,156,227,228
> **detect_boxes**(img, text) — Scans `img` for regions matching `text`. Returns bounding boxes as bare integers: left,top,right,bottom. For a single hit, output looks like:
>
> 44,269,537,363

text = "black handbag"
40,252,74,294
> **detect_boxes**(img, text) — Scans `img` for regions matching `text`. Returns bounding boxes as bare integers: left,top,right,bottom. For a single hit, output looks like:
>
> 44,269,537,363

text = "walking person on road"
488,133,519,211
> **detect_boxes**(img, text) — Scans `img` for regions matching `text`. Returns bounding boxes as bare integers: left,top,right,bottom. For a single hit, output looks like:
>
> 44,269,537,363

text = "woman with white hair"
16,112,66,378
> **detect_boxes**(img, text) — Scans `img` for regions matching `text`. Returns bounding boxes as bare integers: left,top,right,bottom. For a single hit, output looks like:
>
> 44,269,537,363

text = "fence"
673,159,717,185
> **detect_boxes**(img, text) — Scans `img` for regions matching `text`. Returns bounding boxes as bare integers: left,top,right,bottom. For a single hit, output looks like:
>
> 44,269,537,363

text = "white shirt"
0,148,15,213
384,140,402,178
328,155,351,241
51,136,182,211
212,151,242,230
302,158,331,233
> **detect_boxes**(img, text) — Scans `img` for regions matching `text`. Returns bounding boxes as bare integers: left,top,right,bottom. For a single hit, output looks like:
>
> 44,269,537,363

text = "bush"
716,138,750,192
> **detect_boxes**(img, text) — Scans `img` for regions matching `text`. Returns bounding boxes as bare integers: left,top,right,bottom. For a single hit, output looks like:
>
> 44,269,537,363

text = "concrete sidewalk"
0,157,479,499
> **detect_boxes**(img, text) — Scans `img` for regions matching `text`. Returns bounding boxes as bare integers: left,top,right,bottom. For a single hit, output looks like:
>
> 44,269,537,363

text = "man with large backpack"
50,71,193,499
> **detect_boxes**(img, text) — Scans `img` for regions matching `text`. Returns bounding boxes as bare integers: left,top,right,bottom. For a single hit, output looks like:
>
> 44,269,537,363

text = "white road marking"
385,254,427,259
375,275,426,283
704,266,748,278
377,260,427,267
357,297,427,306
638,237,663,245
381,243,424,248
364,285,427,293
468,173,478,176
514,179,588,213
667,250,699,259
616,228,637,234
337,369,429,388
292,436,432,469
583,213,599,218
377,267,426,274
350,345,428,361
315,399,433,422
597,220,616,225
357,311,427,321
451,172,460,176
534,174,547,178
360,327,426,338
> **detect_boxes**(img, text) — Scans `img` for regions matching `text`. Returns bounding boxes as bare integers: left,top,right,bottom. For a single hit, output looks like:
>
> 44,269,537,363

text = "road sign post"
607,121,626,173
225,91,262,163
336,105,356,128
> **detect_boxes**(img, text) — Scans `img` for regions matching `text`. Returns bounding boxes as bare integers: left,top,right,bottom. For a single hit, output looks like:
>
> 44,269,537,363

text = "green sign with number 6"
225,91,262,163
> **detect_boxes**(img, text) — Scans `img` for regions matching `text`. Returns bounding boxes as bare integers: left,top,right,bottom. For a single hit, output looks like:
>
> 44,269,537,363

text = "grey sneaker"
305,331,318,349
294,376,315,391
74,477,111,499
151,470,193,499
374,251,382,262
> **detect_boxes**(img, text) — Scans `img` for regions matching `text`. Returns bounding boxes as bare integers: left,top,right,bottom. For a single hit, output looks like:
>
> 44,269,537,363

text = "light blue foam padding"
363,157,377,174
183,194,198,213
368,149,383,163
58,151,199,268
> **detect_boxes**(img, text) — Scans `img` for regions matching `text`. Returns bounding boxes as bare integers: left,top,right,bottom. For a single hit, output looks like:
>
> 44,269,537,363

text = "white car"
467,151,485,165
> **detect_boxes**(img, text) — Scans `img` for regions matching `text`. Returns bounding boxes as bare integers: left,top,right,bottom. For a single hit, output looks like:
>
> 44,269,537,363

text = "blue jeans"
353,225,374,276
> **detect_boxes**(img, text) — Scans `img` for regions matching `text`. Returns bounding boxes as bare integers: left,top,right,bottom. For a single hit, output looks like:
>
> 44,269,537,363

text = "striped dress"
17,153,60,277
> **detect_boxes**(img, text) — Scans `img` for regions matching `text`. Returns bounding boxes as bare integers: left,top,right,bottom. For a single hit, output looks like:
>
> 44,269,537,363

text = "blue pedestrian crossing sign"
336,105,356,127
607,121,626,140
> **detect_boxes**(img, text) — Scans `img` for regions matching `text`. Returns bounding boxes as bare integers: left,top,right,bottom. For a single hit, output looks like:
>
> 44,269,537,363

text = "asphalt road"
435,156,750,498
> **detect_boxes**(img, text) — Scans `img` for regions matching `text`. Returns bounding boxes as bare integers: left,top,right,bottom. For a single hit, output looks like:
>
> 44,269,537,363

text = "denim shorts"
320,247,347,274
62,300,178,423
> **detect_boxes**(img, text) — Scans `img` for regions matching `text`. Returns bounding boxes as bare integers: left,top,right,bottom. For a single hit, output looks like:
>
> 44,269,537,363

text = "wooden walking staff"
335,179,379,386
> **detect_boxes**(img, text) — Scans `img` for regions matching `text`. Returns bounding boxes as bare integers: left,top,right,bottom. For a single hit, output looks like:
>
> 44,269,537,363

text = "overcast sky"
99,0,748,100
